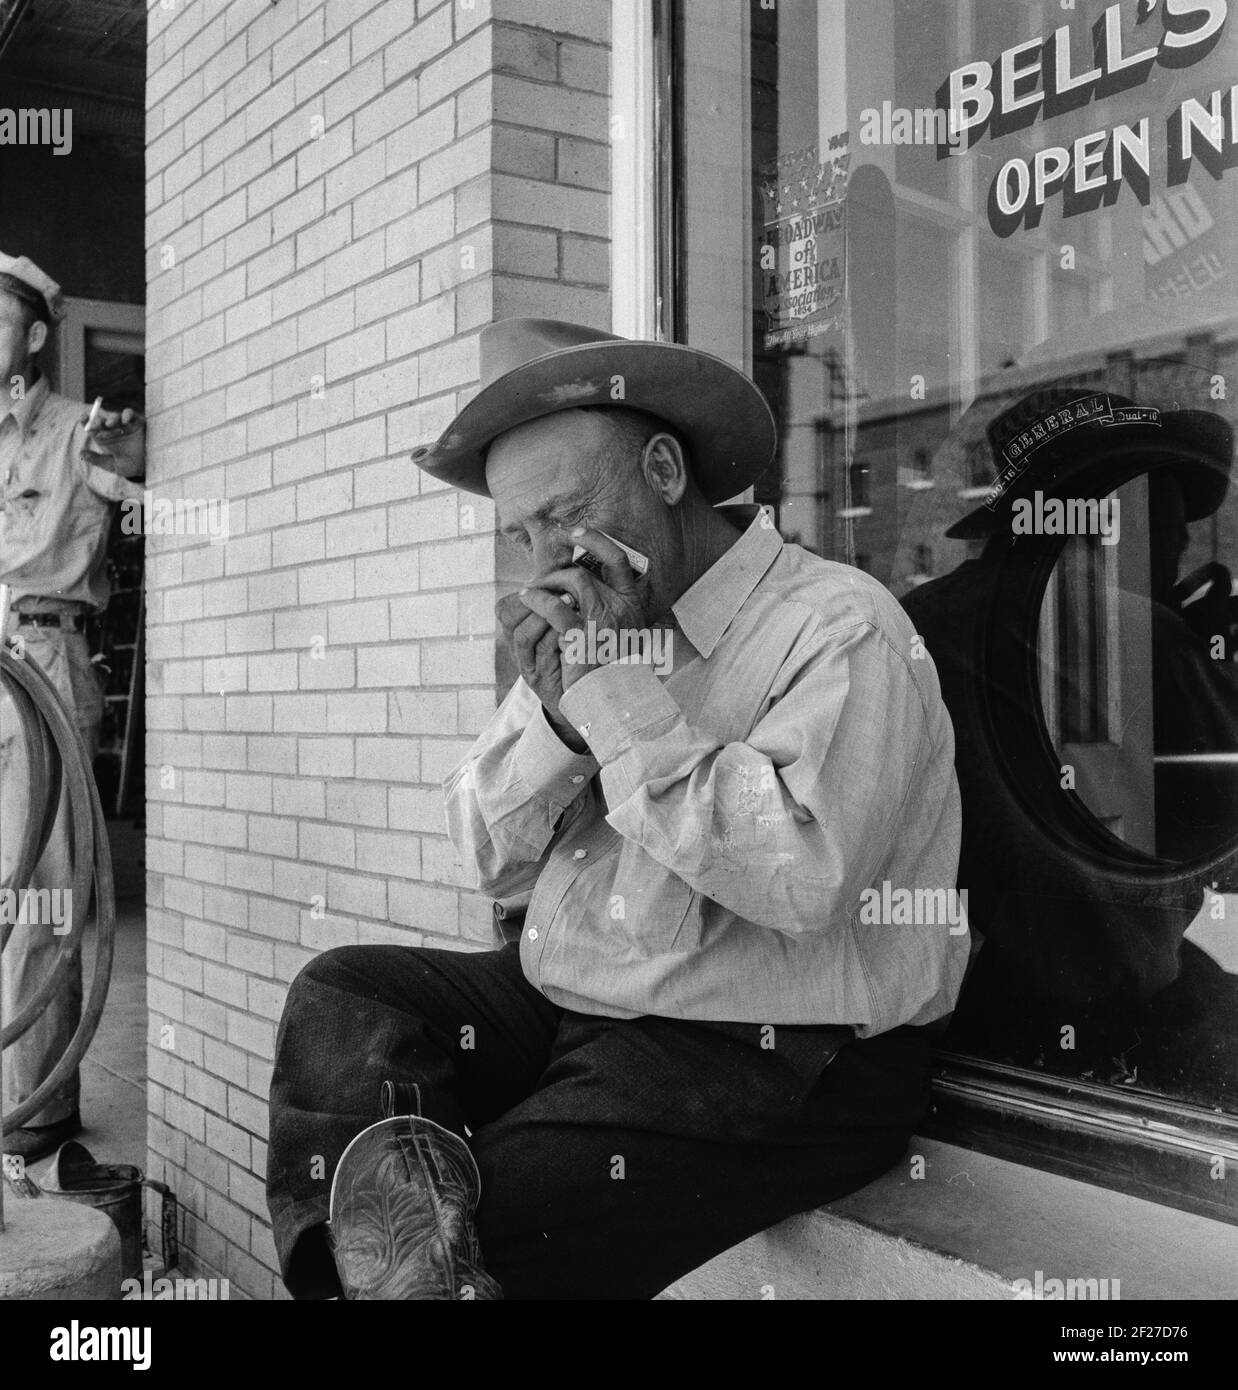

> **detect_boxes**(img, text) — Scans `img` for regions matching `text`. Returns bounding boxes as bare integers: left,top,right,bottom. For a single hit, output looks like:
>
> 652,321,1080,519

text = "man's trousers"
267,939,939,1300
0,620,102,1126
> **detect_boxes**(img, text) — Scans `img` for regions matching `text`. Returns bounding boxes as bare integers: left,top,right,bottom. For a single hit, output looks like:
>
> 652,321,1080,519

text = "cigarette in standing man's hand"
85,396,104,434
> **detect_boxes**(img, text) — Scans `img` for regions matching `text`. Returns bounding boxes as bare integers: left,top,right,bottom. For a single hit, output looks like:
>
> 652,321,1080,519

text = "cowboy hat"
944,382,1231,539
410,318,777,504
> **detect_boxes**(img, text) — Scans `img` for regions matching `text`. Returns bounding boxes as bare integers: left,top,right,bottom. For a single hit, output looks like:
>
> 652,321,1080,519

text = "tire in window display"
900,396,1238,1219
900,408,1238,1106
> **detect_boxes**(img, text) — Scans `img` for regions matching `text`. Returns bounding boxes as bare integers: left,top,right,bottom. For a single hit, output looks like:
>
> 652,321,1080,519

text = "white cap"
0,252,65,323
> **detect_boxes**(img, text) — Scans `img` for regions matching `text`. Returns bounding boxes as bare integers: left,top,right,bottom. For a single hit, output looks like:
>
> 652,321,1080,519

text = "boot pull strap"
380,1080,423,1119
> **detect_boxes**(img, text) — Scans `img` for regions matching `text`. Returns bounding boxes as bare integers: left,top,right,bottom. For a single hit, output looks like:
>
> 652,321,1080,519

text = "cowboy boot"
327,1082,501,1301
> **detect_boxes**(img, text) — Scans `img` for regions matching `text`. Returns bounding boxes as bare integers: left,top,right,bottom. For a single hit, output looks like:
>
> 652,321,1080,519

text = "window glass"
678,0,1238,1116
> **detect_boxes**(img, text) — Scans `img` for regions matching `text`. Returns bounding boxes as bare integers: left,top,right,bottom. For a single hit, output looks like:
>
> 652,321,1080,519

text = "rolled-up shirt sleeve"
443,676,598,896
74,421,146,504
556,618,933,936
82,465,145,504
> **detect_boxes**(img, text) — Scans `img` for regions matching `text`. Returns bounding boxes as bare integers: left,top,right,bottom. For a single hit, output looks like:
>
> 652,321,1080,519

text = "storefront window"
672,0,1238,1217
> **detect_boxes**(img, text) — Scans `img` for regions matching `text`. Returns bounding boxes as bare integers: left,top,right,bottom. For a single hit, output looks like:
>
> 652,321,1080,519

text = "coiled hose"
0,637,115,1133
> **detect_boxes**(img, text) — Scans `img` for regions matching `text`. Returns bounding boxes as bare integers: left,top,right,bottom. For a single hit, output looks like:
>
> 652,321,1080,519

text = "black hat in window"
943,383,1232,540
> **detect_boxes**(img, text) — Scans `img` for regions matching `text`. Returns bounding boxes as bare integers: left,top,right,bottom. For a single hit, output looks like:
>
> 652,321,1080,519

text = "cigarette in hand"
85,396,104,433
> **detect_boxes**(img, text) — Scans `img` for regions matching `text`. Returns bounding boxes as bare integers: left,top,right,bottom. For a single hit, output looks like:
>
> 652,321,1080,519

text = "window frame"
55,296,144,400
631,0,1238,1226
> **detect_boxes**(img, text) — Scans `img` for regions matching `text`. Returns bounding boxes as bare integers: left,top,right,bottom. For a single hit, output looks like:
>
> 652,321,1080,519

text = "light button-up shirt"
0,376,140,612
444,508,967,1035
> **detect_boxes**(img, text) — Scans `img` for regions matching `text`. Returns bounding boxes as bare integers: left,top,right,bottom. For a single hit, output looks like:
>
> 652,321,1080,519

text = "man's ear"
27,320,47,356
641,432,689,506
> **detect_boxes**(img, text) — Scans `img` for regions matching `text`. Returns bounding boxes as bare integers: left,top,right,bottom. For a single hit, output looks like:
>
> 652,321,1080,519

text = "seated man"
267,318,967,1301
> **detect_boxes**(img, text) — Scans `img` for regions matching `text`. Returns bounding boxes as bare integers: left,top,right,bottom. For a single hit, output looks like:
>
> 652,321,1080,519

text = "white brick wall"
145,0,611,1298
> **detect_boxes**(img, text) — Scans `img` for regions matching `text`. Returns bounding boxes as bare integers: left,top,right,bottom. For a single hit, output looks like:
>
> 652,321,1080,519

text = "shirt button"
573,848,587,859
570,775,584,784
527,926,539,941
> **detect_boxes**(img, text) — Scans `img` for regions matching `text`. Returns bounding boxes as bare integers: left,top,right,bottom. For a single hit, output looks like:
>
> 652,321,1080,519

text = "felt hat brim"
410,327,777,506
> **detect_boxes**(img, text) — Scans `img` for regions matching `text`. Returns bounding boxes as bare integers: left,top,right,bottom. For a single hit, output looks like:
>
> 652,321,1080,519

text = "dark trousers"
267,941,937,1300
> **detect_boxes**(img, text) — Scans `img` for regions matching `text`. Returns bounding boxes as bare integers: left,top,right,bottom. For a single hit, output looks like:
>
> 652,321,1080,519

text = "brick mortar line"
143,249,474,348
142,396,481,442
493,21,611,51
144,153,605,285
149,92,468,225
146,34,493,175
153,912,462,943
153,286,483,356
492,117,610,147
146,47,610,218
491,69,614,100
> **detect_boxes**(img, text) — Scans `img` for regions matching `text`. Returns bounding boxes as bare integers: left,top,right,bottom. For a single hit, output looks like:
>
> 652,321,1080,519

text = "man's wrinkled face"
486,410,660,582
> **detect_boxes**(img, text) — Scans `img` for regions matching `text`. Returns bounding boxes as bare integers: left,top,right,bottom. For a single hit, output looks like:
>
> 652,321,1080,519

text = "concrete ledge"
0,1201,121,1301
660,1138,1238,1299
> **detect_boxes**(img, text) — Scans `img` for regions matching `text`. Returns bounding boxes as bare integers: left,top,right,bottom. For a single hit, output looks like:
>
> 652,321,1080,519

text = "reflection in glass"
896,369,1238,1110
676,0,1238,1118
1040,476,1238,864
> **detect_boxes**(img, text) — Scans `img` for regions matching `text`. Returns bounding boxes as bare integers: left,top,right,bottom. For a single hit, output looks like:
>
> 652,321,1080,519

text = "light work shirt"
445,508,968,1035
0,376,139,612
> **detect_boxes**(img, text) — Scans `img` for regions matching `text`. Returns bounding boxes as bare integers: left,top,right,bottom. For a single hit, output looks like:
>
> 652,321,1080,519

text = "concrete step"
660,1137,1238,1299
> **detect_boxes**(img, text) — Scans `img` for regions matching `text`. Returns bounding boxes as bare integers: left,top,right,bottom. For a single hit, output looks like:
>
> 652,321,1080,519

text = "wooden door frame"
56,297,145,400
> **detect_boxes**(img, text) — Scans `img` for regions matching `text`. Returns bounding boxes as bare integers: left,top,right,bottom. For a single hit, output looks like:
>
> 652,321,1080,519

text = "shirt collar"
670,505,784,659
5,374,50,436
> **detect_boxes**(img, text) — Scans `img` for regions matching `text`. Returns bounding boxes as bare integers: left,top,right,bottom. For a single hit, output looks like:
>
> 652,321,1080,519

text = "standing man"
0,253,144,1160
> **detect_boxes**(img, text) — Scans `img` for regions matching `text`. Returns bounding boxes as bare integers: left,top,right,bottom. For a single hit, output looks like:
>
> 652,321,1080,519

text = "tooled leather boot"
328,1082,501,1300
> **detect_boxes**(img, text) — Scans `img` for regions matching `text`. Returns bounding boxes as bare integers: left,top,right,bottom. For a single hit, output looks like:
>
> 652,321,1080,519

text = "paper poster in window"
759,138,850,350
